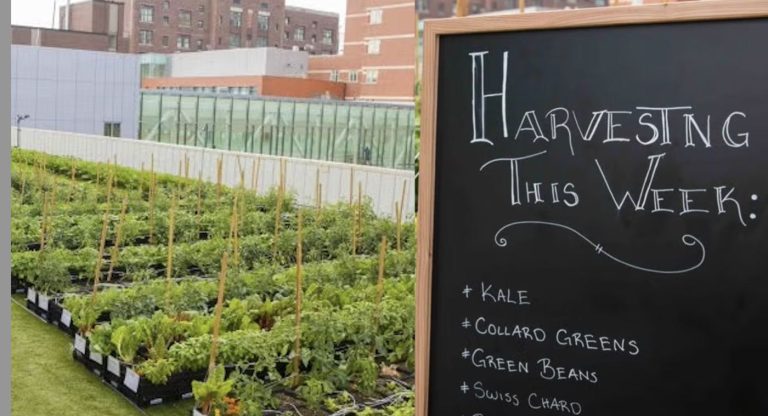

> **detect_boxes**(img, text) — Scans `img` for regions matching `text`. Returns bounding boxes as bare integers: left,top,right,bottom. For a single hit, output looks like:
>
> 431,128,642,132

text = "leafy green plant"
192,365,234,415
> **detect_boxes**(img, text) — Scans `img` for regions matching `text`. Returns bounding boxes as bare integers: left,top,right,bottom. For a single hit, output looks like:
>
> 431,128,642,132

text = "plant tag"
26,288,36,302
60,309,72,327
193,409,207,416
124,368,140,393
107,356,121,376
89,350,103,364
37,294,49,311
74,334,87,354
150,398,163,405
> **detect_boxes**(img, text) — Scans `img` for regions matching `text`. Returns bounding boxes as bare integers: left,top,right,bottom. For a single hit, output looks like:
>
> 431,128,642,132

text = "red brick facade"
416,0,692,18
11,25,120,52
142,75,346,99
308,0,417,103
283,6,339,55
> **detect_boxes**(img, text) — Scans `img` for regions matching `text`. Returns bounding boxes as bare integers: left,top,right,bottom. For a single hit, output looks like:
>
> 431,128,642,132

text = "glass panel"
197,97,215,147
213,97,231,150
231,99,249,152
159,94,179,144
140,93,161,140
179,96,198,146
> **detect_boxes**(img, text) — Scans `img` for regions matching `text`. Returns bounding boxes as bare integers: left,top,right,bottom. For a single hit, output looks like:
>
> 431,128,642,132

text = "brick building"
60,0,338,55
283,6,339,55
11,25,122,52
416,0,692,18
308,0,417,103
60,0,128,52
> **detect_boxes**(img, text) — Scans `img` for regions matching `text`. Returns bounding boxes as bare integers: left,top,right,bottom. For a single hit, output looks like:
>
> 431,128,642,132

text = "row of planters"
12,150,416,415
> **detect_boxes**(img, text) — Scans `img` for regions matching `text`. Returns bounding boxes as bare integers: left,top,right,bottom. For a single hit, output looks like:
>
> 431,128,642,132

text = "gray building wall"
11,45,140,138
168,47,309,78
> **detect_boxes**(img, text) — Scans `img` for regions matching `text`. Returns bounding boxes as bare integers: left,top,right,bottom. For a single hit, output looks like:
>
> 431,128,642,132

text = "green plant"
192,365,234,415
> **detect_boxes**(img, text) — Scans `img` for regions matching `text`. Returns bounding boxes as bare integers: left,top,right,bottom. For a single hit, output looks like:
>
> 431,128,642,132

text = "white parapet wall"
13,128,415,218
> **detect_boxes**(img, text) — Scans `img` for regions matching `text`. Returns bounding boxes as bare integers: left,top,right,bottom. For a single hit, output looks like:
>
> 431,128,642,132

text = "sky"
11,0,346,29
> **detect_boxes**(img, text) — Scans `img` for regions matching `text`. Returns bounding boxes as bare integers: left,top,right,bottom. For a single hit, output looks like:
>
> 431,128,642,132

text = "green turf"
11,299,193,416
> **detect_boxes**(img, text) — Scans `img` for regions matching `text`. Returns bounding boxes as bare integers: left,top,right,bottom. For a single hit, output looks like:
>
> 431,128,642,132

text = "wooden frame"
415,1,768,415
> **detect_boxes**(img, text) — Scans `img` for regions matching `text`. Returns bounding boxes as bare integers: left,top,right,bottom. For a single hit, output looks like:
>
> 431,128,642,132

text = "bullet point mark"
460,382,469,394
462,285,473,298
461,349,470,359
752,194,758,201
750,213,757,220
461,318,471,329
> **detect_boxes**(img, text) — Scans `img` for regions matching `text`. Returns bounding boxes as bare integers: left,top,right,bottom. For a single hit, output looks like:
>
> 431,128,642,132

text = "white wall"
169,47,309,78
10,45,140,138
13,128,415,218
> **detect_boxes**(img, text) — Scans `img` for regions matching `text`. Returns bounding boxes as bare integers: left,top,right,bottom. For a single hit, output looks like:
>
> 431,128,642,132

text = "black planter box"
34,293,52,321
47,300,63,325
11,276,27,294
25,287,38,314
72,335,106,377
118,367,206,407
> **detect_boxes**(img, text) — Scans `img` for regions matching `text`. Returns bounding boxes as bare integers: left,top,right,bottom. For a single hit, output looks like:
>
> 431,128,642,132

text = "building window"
255,37,267,47
312,21,317,29
179,10,192,27
104,123,121,137
370,9,383,24
294,26,305,41
108,35,117,51
163,16,170,25
162,35,169,47
285,17,290,24
322,30,333,45
177,35,191,49
140,5,154,23
260,2,269,9
197,20,204,29
367,39,381,55
348,71,358,83
139,30,153,45
230,10,242,28
365,69,379,84
284,31,289,39
162,0,169,11
199,4,205,12
330,70,339,82
229,34,241,48
311,34,316,43
258,15,269,31
196,39,204,50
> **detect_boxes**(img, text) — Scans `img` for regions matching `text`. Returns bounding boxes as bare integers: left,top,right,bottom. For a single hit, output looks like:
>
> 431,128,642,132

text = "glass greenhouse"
138,91,416,170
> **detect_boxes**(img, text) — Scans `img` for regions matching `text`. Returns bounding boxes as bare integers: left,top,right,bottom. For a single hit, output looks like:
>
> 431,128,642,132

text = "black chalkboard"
423,12,768,416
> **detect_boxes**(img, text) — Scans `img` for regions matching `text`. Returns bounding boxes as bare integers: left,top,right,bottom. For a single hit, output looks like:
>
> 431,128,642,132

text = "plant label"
26,288,36,302
74,334,87,355
124,368,140,393
37,294,49,311
89,350,103,364
60,309,72,328
107,356,121,376
193,409,207,416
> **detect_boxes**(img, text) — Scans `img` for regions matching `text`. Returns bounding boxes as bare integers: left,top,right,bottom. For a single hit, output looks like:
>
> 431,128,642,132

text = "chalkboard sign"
416,2,768,416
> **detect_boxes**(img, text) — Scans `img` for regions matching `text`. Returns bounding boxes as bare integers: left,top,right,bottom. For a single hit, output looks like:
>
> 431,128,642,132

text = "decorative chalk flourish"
494,221,705,275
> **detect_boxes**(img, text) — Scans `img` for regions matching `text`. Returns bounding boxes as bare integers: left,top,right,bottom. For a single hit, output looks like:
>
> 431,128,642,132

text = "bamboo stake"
519,0,526,13
38,192,50,252
251,157,261,194
215,157,223,207
164,193,178,310
207,252,230,375
107,197,129,282
292,211,304,387
456,0,469,17
315,168,322,214
400,179,408,221
184,153,190,178
149,172,158,244
92,206,110,302
272,162,286,262
231,194,241,268
139,162,145,198
395,202,402,251
348,167,355,205
178,159,183,177
105,164,115,206
352,182,363,255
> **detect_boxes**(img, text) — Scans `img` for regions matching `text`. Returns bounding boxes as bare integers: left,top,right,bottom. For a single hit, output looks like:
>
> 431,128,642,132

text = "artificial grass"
11,299,192,416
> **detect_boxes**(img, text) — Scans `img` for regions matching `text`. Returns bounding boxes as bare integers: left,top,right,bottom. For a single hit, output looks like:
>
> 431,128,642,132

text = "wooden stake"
92,206,110,302
231,194,241,268
519,0,526,13
315,168,322,214
251,157,261,194
207,252,230,375
164,193,178,310
395,202,402,251
400,179,408,222
184,153,190,179
456,0,469,17
149,173,158,245
348,167,355,205
38,192,50,252
292,211,304,387
215,157,223,207
272,164,286,262
139,162,145,199
352,182,363,255
107,197,129,282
